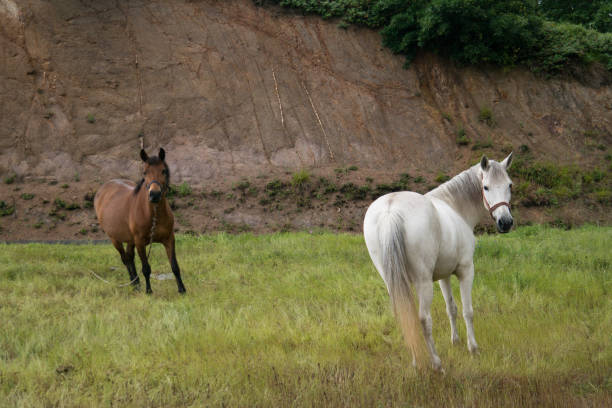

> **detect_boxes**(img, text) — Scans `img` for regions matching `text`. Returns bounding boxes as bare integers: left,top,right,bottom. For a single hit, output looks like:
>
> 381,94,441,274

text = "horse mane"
426,165,482,212
133,156,170,195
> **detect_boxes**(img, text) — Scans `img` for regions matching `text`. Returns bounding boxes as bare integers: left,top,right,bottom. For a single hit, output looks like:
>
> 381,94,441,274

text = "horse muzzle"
496,216,513,233
149,190,162,203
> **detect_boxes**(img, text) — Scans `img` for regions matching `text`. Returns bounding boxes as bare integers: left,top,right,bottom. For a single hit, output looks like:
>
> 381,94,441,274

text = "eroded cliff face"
2,0,611,184
0,0,611,239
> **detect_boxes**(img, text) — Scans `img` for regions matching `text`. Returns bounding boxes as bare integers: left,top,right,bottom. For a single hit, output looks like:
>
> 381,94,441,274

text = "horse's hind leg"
439,277,460,345
414,279,443,371
136,243,153,294
457,262,479,354
163,234,186,294
112,240,139,287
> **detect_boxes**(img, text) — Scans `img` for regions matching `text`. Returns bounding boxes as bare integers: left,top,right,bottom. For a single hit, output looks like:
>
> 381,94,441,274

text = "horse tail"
378,210,426,366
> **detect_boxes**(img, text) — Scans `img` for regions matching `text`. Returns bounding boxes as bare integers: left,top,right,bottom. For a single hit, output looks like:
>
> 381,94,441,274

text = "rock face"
1,0,611,185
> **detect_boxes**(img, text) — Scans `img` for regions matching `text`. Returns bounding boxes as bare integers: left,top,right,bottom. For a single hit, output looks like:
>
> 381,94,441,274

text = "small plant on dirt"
442,112,452,122
233,180,251,192
66,202,81,211
54,198,67,209
74,173,80,182
478,106,494,126
365,177,373,184
79,228,88,235
209,190,223,199
21,193,34,200
472,138,493,150
456,126,470,146
43,112,54,119
178,182,192,197
414,176,425,183
292,170,310,187
87,113,95,124
265,179,288,198
435,173,450,183
61,184,69,189
347,165,358,172
33,221,43,229
48,208,66,220
4,174,15,184
0,201,15,216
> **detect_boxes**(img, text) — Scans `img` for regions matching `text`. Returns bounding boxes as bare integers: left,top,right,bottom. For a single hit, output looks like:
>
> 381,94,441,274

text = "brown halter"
481,173,510,220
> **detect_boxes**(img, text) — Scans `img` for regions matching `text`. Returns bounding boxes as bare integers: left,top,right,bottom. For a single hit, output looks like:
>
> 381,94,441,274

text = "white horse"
363,154,514,371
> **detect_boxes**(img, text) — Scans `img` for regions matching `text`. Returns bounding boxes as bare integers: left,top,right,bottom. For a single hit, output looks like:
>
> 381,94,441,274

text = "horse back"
94,179,137,242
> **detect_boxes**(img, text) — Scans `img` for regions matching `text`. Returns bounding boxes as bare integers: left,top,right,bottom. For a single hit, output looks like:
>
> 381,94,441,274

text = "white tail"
378,211,426,366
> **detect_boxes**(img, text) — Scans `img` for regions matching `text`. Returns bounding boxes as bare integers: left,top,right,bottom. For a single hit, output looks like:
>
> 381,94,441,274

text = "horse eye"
484,186,489,191
162,169,168,176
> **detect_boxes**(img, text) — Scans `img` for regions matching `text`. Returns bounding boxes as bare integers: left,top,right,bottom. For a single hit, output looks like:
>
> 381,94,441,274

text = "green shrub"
178,182,192,197
435,173,450,183
21,193,34,200
54,198,67,209
292,170,311,187
264,0,612,74
4,174,15,184
0,201,15,216
478,107,494,126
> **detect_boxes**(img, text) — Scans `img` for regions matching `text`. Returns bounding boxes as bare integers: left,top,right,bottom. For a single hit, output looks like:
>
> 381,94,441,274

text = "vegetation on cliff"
263,0,612,73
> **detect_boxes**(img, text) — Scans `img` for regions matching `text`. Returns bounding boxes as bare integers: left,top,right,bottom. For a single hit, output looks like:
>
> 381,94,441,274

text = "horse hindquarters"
364,193,443,370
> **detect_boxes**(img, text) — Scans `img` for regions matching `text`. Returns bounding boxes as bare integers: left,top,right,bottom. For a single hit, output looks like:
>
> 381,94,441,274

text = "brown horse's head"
139,148,170,203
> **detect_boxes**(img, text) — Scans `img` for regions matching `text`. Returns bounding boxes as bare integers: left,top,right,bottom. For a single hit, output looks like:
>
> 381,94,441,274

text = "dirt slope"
1,0,611,240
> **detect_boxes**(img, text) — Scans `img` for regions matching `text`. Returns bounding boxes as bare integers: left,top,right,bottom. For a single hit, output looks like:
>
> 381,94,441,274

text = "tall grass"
0,226,610,407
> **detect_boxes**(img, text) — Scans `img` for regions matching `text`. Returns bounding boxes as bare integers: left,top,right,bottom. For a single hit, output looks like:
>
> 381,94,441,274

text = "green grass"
0,226,610,407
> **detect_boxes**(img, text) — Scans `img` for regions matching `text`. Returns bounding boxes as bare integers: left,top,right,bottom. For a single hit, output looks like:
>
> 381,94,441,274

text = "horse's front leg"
111,239,140,289
136,242,153,294
163,234,186,294
457,262,478,354
439,277,460,345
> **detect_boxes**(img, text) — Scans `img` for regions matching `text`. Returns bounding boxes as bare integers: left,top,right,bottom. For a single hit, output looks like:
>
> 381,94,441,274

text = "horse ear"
480,155,489,171
140,149,148,162
502,152,513,169
158,148,165,161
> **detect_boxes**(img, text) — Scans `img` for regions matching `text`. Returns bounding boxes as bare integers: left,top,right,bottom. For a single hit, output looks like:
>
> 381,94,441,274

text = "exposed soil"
1,0,611,240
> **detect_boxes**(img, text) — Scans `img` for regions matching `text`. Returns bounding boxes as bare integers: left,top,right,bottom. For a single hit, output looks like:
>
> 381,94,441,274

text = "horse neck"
426,165,486,228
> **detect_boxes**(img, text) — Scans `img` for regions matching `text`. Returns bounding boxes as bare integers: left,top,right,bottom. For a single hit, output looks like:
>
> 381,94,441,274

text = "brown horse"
94,148,186,294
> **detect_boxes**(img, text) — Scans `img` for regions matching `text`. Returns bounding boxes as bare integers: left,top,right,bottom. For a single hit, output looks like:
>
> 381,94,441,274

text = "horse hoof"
178,288,186,294
146,289,153,295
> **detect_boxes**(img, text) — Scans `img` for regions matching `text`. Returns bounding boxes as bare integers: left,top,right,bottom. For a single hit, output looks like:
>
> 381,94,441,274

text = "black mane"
133,156,170,195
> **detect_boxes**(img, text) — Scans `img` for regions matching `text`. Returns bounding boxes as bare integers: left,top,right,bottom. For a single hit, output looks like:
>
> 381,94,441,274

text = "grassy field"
0,226,610,407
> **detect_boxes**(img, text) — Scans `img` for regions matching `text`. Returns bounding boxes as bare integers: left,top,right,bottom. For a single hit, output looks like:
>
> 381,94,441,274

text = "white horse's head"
480,153,513,233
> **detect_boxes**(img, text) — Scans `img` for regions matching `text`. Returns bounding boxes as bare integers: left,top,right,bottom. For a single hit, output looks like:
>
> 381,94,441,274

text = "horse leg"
457,263,479,354
136,243,153,294
414,280,443,371
163,235,186,294
439,277,460,345
112,239,137,286
125,243,140,288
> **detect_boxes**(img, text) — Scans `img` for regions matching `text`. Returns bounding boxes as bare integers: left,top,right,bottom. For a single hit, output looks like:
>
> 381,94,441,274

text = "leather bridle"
481,174,510,220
